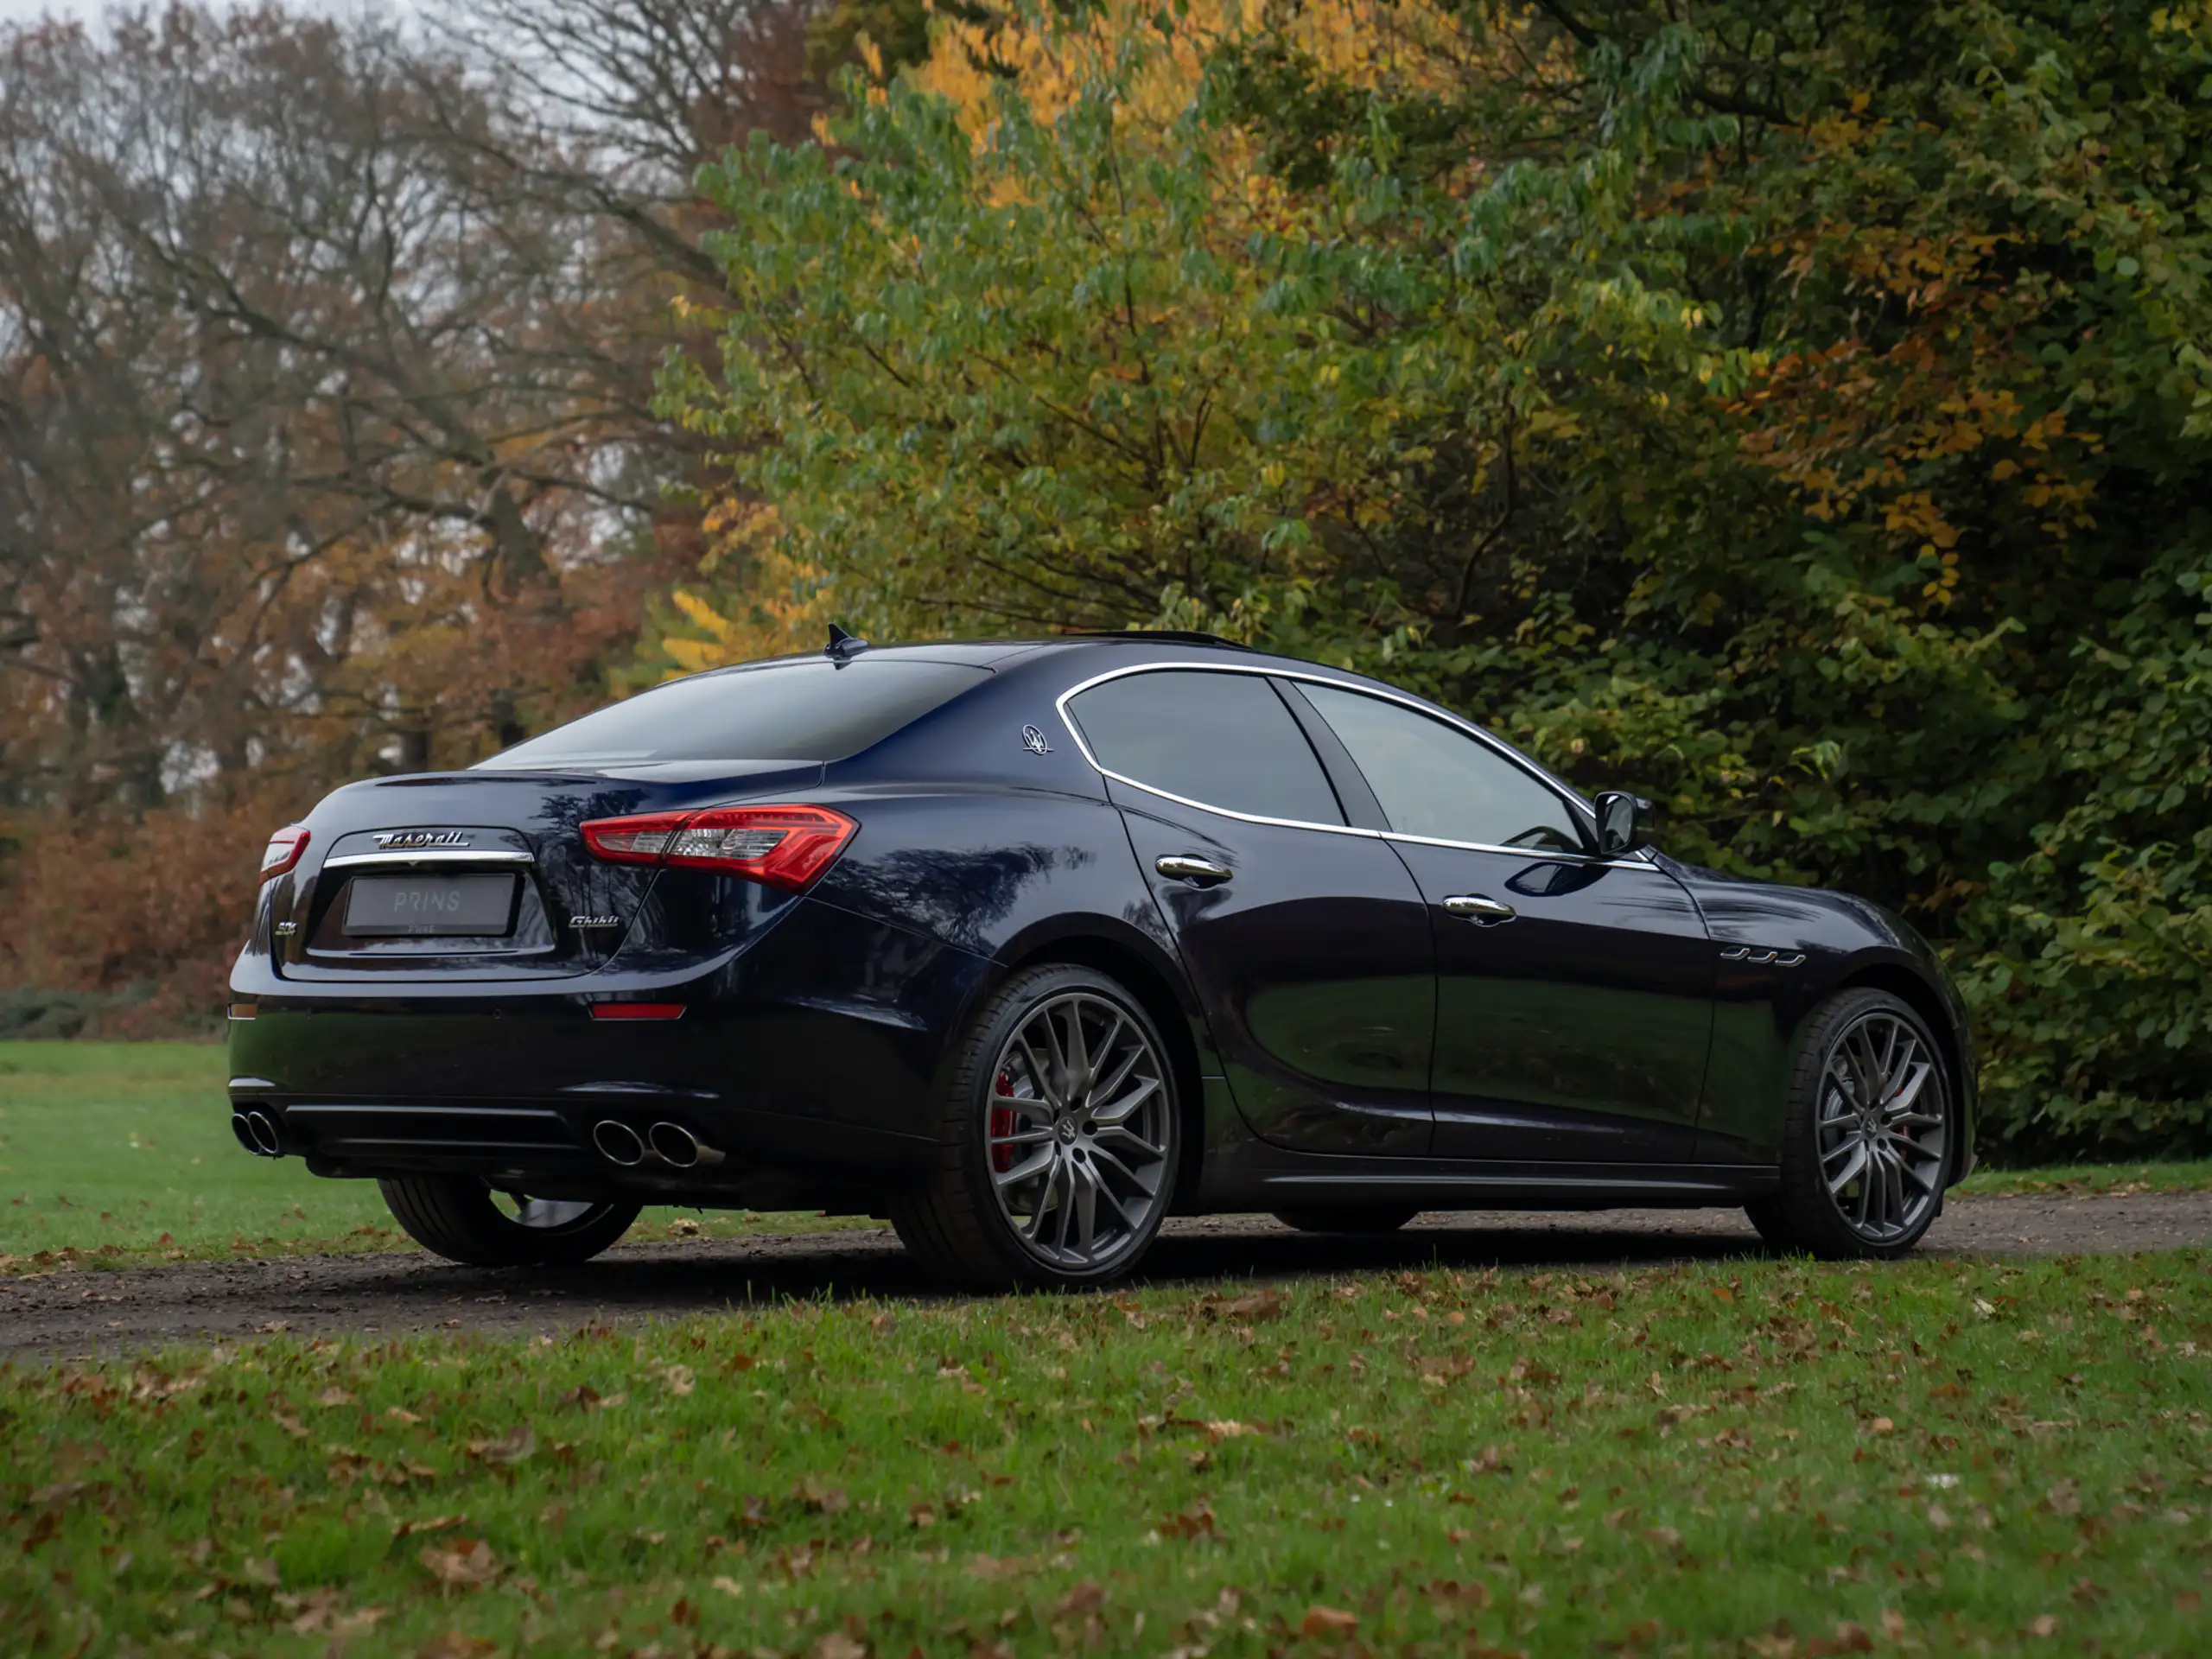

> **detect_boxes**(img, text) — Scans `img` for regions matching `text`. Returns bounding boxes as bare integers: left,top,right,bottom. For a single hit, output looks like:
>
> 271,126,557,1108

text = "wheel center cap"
1056,1119,1078,1146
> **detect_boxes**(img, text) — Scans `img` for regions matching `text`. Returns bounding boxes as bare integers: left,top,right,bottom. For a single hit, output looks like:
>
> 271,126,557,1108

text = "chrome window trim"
321,849,537,871
1054,660,1656,868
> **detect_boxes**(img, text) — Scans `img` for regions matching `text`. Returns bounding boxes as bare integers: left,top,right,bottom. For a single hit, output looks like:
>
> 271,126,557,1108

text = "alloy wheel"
1815,1009,1948,1244
983,990,1172,1273
486,1186,606,1233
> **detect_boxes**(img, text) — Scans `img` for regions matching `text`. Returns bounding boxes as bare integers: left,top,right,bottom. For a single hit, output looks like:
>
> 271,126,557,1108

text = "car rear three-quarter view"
228,632,1976,1288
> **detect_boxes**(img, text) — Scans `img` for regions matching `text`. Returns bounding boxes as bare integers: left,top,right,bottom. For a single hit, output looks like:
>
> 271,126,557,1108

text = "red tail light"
580,804,856,892
259,824,310,882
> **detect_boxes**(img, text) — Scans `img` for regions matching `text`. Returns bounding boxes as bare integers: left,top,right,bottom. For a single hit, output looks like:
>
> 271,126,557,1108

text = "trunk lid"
270,764,822,982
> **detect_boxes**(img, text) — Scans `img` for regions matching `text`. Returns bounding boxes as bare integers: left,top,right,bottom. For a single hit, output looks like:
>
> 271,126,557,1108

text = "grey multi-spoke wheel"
378,1175,639,1267
1748,988,1953,1260
892,964,1181,1289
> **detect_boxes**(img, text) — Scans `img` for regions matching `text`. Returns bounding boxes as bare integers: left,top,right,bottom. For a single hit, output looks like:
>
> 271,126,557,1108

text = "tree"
664,0,2212,1155
0,0,831,1023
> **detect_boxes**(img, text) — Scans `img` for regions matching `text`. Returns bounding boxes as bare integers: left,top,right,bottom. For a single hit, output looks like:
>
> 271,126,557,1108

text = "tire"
891,963,1182,1291
378,1176,639,1268
1272,1206,1421,1235
1747,988,1953,1260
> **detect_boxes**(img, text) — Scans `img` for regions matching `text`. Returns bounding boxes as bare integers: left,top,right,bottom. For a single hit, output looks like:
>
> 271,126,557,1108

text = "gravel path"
3,1191,2205,1358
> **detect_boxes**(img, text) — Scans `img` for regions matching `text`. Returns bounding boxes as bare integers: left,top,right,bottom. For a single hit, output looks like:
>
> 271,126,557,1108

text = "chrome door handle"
1155,855,1232,886
1442,893,1516,924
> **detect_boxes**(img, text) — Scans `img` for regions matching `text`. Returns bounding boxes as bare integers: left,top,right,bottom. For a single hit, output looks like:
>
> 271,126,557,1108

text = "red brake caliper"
988,1071,1017,1173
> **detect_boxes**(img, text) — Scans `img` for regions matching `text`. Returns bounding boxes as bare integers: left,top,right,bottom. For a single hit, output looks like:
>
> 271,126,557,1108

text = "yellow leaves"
917,0,1484,154
669,588,736,645
652,522,831,677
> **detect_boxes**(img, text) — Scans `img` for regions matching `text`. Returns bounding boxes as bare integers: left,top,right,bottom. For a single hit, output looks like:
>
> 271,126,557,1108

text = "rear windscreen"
474,658,991,769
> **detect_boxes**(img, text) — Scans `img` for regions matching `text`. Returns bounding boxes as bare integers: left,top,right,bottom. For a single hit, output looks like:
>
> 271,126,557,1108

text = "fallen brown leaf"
1300,1605,1357,1637
1157,1504,1217,1540
418,1538,499,1589
467,1424,536,1465
1216,1288,1287,1321
1057,1581,1105,1617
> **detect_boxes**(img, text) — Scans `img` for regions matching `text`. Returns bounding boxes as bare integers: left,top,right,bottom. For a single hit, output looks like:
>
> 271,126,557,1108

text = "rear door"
1288,680,1715,1163
1063,666,1436,1156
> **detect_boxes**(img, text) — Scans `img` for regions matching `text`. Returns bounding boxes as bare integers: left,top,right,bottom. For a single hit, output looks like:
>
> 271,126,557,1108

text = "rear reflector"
581,804,855,892
590,1003,686,1021
228,1001,258,1021
259,824,309,882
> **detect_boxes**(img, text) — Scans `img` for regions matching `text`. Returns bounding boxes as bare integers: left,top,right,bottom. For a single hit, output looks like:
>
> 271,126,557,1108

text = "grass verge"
0,1041,867,1271
1955,1160,2212,1199
3,1251,2207,1655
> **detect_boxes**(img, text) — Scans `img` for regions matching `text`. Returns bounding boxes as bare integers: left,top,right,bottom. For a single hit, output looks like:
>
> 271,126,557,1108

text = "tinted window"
1298,683,1582,851
1070,671,1344,824
475,659,989,769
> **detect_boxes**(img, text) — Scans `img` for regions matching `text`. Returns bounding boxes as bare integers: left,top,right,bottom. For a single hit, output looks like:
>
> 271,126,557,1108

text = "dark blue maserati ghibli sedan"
226,630,1974,1288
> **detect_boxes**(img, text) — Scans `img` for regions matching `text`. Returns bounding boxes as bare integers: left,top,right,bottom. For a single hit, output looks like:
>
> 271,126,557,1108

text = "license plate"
343,874,518,938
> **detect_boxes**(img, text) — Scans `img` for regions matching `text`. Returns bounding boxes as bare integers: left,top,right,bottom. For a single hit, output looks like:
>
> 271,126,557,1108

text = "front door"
1063,666,1436,1156
1288,680,1715,1162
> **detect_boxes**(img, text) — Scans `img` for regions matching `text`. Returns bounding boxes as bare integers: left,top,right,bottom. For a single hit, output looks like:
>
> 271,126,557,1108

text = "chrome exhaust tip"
230,1113,263,1155
242,1109,283,1157
648,1122,725,1170
592,1119,647,1167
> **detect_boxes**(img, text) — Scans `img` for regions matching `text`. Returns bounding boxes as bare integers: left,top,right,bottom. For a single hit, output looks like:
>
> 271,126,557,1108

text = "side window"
1068,671,1344,825
1297,683,1583,852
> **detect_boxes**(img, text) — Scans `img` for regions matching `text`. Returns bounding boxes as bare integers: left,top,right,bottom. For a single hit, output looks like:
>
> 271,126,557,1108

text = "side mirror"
1593,791,1650,857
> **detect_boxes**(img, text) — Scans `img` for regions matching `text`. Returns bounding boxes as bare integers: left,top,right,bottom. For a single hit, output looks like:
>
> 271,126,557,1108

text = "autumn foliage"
0,0,830,1029
662,0,2212,1157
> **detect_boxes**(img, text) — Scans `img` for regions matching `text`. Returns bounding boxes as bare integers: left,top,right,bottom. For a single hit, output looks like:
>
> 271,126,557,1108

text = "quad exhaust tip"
648,1122,726,1170
234,1109,283,1157
590,1118,725,1170
591,1120,646,1167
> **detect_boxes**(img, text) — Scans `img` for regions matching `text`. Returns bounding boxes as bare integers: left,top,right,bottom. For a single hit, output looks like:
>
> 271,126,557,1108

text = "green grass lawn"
0,1041,866,1269
2,1251,2206,1656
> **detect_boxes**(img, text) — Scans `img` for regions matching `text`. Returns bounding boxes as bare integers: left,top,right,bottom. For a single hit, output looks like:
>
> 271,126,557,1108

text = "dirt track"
3,1192,2206,1358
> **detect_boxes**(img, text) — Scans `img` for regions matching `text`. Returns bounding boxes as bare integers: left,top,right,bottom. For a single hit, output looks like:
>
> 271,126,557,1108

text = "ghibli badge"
569,914,621,929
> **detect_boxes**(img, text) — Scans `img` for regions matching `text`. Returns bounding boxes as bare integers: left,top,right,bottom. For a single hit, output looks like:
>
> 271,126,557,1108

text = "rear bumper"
225,1086,928,1206
225,895,995,1198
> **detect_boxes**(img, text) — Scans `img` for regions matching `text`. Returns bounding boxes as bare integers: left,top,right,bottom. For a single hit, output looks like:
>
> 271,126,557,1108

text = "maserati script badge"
374,830,471,850
1020,724,1052,756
